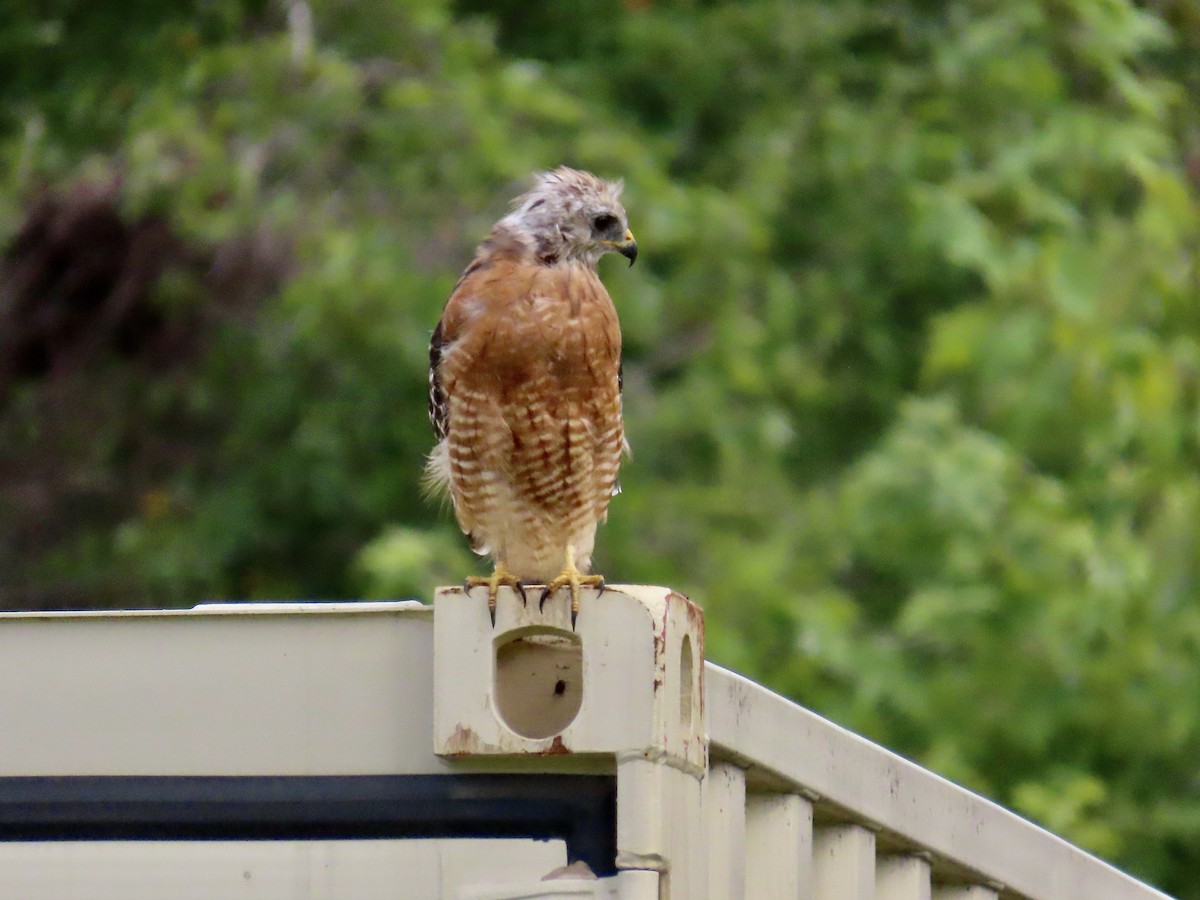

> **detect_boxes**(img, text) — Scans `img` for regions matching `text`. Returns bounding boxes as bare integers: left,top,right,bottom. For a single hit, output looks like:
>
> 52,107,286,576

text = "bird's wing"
428,318,448,443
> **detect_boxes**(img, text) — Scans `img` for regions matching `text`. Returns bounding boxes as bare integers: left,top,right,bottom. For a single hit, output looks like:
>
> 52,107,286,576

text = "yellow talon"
539,549,605,628
466,562,526,625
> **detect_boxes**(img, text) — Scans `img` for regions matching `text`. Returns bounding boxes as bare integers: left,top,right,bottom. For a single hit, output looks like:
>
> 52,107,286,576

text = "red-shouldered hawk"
426,168,636,625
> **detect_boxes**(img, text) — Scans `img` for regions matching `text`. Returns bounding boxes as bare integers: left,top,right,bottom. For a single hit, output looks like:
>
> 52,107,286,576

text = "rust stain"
542,735,571,755
655,605,669,662
441,724,483,756
443,725,573,757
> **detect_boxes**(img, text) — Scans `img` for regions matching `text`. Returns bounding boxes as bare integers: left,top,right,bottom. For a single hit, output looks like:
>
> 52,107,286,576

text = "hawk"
426,167,636,624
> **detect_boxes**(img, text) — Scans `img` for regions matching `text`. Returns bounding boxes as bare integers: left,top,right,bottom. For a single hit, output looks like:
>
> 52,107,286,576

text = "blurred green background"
2,0,1199,892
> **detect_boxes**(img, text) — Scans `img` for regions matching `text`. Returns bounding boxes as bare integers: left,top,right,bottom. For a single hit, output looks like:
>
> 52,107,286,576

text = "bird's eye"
592,213,619,234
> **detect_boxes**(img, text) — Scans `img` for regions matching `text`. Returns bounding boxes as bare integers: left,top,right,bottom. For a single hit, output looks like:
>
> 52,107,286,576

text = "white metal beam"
744,793,812,900
0,838,564,899
706,763,746,900
812,824,875,900
0,604,440,777
877,855,932,900
932,887,999,900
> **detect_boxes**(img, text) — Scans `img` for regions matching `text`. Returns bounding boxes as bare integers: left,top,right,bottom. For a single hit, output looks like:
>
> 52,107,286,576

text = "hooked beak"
612,229,638,267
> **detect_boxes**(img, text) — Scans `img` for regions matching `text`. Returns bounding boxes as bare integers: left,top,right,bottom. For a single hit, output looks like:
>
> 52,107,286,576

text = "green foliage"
3,0,1199,892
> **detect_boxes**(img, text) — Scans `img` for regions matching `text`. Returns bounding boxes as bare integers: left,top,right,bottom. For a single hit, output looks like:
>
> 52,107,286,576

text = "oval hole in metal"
494,627,584,739
680,634,694,731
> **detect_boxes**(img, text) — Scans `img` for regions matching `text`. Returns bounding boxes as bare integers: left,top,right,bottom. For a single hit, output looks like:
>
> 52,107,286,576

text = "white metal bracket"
433,584,705,771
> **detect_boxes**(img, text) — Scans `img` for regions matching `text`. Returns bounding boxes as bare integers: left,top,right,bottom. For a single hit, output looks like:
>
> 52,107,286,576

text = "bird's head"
501,167,637,269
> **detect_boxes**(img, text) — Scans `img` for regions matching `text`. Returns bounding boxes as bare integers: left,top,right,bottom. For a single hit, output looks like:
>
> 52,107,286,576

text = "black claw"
594,578,607,598
538,585,553,612
570,608,578,630
488,602,497,627
515,581,528,605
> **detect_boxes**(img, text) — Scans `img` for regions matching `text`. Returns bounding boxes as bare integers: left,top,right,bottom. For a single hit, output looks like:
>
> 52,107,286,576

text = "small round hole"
494,628,583,739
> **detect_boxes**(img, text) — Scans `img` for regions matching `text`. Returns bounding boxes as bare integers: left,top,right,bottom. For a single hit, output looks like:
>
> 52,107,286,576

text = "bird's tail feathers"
421,441,453,510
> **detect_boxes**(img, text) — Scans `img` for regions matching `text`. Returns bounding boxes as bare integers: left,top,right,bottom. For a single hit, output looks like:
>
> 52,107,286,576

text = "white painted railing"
705,665,1169,900
432,585,1170,900
0,587,1174,899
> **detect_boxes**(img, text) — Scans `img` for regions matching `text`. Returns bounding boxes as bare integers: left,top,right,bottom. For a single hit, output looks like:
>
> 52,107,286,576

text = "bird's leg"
465,561,526,626
539,546,605,629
